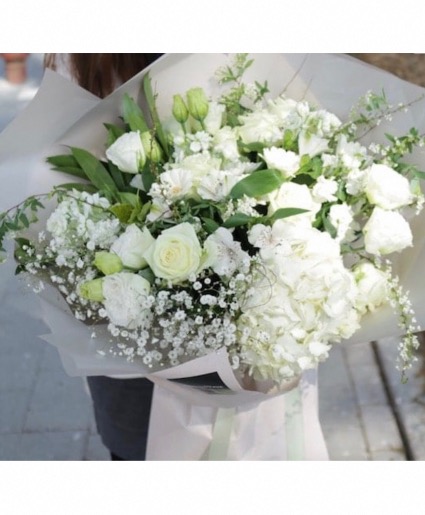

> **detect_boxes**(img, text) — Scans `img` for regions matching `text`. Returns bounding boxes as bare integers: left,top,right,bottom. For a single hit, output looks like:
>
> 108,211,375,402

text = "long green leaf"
223,212,258,228
230,169,285,199
143,73,169,158
268,208,309,224
71,147,119,200
122,94,149,133
53,183,98,194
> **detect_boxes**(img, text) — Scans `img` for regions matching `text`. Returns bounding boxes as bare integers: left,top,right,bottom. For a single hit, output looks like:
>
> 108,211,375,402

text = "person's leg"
87,376,154,461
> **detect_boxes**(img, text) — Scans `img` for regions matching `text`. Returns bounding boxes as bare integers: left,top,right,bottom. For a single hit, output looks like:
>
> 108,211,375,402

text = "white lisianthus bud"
353,262,388,314
364,163,412,209
141,132,163,163
262,147,301,178
79,278,104,302
110,224,155,270
106,131,146,173
172,94,189,124
94,251,123,275
363,207,413,255
186,88,209,122
143,222,203,283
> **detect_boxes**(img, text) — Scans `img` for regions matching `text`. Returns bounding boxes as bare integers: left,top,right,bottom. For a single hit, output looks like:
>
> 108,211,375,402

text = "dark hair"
44,54,162,97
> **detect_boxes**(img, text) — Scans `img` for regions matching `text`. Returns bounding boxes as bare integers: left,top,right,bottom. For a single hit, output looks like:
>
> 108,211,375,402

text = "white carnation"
329,203,354,242
238,109,282,145
262,147,300,178
268,182,320,223
312,176,338,203
103,272,151,329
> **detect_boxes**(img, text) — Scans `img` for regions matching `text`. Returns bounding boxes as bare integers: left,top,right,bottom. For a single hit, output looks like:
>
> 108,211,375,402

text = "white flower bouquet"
2,53,425,459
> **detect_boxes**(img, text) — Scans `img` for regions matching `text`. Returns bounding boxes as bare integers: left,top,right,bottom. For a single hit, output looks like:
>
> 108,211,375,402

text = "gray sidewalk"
1,55,425,461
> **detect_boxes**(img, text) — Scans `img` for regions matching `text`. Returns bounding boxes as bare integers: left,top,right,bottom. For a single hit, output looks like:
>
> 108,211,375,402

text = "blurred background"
1,53,425,461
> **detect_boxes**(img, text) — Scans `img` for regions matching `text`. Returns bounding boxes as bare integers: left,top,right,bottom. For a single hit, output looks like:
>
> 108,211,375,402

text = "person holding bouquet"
44,54,163,461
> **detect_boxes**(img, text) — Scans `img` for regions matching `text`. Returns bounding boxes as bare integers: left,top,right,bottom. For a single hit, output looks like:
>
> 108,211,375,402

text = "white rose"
363,207,413,255
110,224,155,270
143,222,202,283
298,130,329,157
268,182,321,222
365,163,412,209
312,176,338,203
262,147,300,178
103,272,151,329
353,262,388,314
238,109,282,145
105,131,146,174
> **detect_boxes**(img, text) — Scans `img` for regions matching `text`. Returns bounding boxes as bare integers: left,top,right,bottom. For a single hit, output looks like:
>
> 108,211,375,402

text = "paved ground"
1,54,425,460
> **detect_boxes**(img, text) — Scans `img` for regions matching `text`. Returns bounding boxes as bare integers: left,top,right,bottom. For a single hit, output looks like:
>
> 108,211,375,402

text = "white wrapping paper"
2,53,425,460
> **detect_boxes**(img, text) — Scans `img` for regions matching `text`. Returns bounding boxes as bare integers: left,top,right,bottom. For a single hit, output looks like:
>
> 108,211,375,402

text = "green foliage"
230,169,285,199
122,93,149,133
71,147,120,201
0,195,46,260
143,74,170,159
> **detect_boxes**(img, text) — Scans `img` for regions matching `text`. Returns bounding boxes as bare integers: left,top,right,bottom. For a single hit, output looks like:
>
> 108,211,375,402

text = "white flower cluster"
238,218,360,381
12,57,425,384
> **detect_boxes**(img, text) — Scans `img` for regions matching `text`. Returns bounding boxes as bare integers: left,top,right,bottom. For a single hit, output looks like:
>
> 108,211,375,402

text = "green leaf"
122,93,149,133
138,267,155,285
118,192,140,207
71,147,119,200
47,154,80,168
239,142,266,153
104,123,126,147
54,183,98,194
413,170,425,180
142,169,155,193
268,208,309,224
323,215,337,238
230,169,285,199
202,217,220,233
223,213,258,228
108,162,127,191
109,203,134,223
143,74,170,159
47,155,87,180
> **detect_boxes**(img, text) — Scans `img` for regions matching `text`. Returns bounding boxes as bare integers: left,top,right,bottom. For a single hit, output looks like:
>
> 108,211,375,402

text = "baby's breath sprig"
336,91,425,142
377,258,421,383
